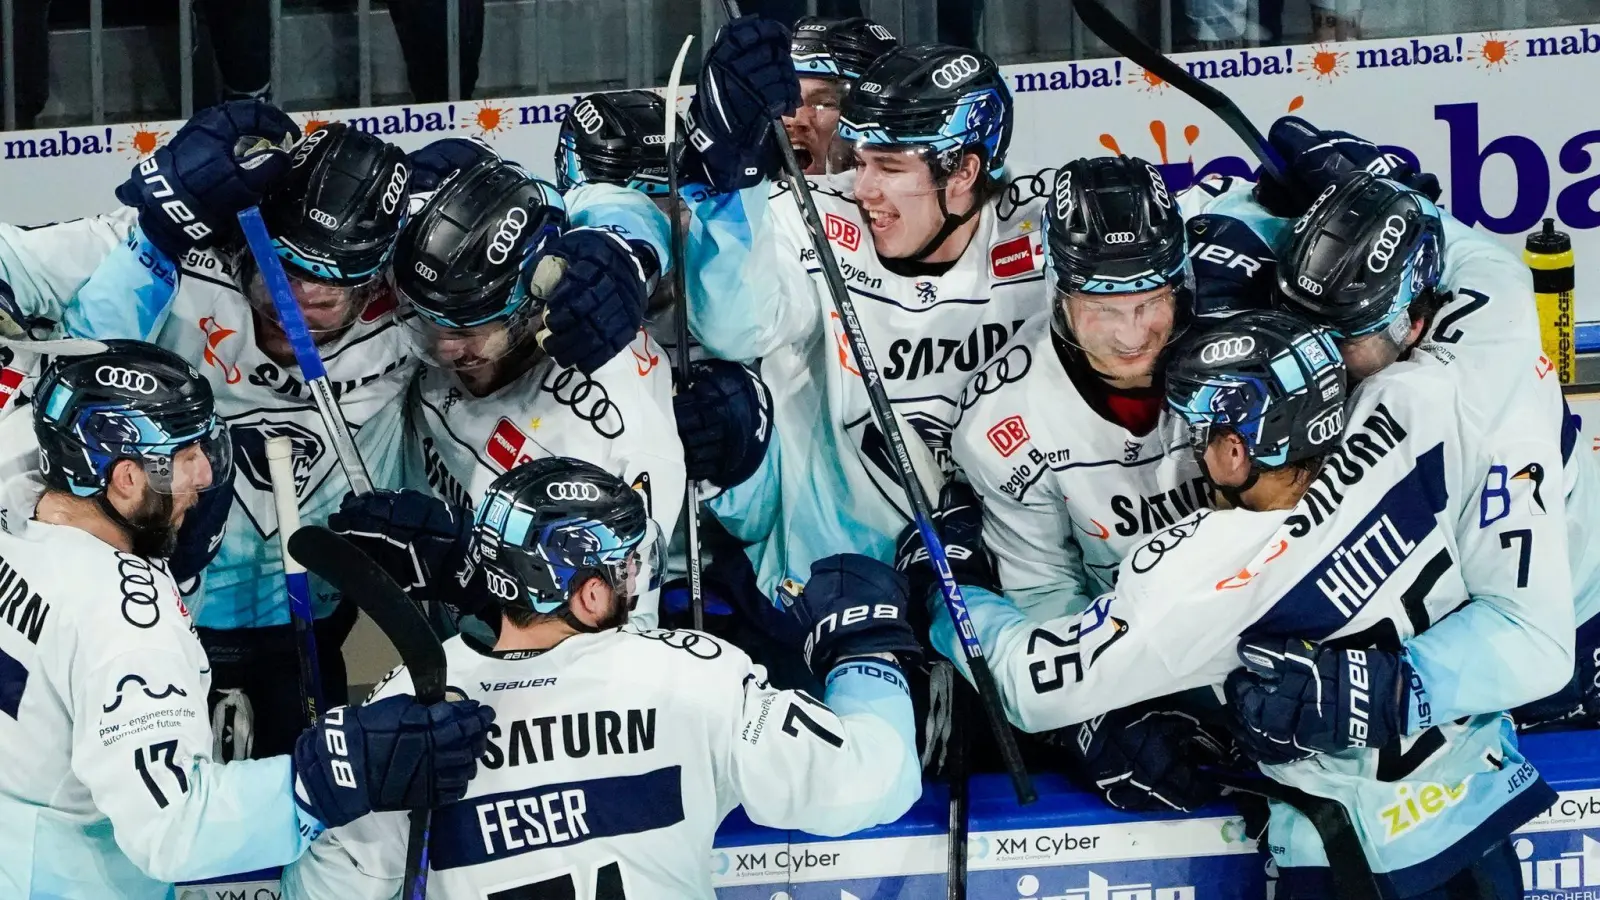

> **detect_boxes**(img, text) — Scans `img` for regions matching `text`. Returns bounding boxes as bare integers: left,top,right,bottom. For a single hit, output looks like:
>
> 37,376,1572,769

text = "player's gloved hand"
787,554,922,677
326,489,479,614
1037,704,1231,813
1513,616,1600,730
894,480,1000,605
1225,637,1407,765
674,359,773,489
115,100,299,259
168,465,235,584
1253,116,1442,218
405,137,500,201
293,694,494,829
532,228,648,374
685,15,798,193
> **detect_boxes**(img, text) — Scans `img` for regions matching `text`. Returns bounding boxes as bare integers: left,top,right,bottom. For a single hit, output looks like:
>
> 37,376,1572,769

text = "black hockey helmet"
792,16,899,81
837,44,1012,179
392,160,567,328
259,123,410,287
555,91,676,197
1278,171,1445,340
34,340,232,498
471,457,662,626
1165,310,1346,469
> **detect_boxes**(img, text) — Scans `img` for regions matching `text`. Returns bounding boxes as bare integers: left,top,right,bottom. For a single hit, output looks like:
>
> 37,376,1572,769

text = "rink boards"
178,728,1600,900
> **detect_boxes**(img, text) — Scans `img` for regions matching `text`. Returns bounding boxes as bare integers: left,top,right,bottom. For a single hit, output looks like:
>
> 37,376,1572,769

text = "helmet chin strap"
903,181,983,263
1198,455,1260,510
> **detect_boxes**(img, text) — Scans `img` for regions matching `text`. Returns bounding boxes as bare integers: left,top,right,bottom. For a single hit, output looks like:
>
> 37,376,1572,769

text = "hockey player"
784,15,898,174
682,18,1050,602
282,457,923,899
916,310,1570,898
0,342,492,899
1257,119,1600,728
327,158,684,630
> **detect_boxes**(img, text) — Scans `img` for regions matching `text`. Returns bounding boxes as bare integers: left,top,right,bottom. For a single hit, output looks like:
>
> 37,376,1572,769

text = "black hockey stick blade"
288,526,445,899
1070,0,1289,186
1210,769,1381,900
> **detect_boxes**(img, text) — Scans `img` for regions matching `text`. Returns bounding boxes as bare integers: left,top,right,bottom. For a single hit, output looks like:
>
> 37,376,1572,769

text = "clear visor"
247,265,383,335
833,141,958,197
400,307,540,372
141,420,233,495
607,518,665,609
1161,404,1214,457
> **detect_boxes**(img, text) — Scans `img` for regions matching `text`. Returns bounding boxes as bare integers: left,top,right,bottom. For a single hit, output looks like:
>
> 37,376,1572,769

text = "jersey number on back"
1430,289,1490,344
133,739,190,808
489,860,625,899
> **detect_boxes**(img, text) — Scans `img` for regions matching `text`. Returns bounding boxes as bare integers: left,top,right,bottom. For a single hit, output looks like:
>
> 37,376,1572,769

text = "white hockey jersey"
931,361,1573,891
0,520,310,899
281,628,920,899
686,173,1055,597
403,330,685,628
949,316,1207,619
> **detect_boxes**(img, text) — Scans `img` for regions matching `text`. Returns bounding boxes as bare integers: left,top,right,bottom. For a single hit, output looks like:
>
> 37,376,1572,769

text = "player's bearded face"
119,445,213,558
784,77,844,175
1063,286,1177,385
850,146,950,259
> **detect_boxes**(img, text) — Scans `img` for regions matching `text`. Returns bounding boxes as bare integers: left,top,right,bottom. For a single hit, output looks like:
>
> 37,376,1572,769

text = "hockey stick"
237,207,375,495
288,526,445,900
267,435,324,725
665,34,705,632
1210,770,1381,900
709,0,1034,805
1068,0,1289,186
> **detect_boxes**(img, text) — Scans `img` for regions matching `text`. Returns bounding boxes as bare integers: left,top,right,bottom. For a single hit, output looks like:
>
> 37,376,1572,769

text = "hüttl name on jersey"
1286,402,1408,537
1111,476,1212,537
481,707,657,769
431,766,686,870
0,551,49,645
246,355,410,401
883,319,1026,380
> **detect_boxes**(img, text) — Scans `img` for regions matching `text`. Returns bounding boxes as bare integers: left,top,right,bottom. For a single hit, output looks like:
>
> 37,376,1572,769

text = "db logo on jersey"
824,213,861,252
486,418,535,473
987,414,1030,457
990,234,1041,279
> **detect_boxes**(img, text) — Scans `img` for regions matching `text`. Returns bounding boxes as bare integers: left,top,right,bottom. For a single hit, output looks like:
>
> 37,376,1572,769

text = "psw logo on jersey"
228,417,336,539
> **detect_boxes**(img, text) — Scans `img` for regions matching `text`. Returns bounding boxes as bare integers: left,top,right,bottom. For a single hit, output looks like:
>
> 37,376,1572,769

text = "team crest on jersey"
486,417,536,473
227,416,338,539
853,410,953,508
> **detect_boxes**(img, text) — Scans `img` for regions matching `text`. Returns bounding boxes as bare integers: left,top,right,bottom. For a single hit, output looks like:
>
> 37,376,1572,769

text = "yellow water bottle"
1524,218,1576,384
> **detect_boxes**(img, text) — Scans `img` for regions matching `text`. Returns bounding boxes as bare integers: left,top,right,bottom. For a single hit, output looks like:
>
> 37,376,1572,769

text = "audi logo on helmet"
413,261,439,282
95,365,161,395
1198,335,1255,365
546,481,601,502
1306,406,1344,445
1052,168,1074,225
308,208,339,229
485,207,530,266
867,23,894,40
380,162,408,216
1293,182,1339,235
930,54,982,90
859,81,883,94
1103,231,1136,245
1297,274,1324,296
1366,214,1409,273
572,101,604,135
1144,164,1172,209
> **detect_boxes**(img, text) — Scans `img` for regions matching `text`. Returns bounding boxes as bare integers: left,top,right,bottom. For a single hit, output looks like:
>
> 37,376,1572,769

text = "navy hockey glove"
168,465,235,584
115,100,299,258
790,553,922,677
1254,116,1441,218
685,15,798,193
326,489,489,621
535,228,648,374
293,694,494,829
894,480,1000,606
1038,704,1231,813
1225,637,1407,765
674,359,773,489
405,136,500,197
1513,615,1600,730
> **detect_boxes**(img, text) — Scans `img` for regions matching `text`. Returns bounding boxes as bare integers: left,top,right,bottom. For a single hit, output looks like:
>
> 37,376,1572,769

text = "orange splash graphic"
1098,134,1122,155
1126,66,1167,93
297,112,332,134
117,124,170,160
472,101,513,135
1468,33,1518,70
1296,44,1348,81
1287,95,1305,113
1107,119,1201,168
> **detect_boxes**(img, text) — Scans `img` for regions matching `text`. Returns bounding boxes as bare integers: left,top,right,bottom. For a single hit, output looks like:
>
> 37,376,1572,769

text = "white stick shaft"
266,436,306,576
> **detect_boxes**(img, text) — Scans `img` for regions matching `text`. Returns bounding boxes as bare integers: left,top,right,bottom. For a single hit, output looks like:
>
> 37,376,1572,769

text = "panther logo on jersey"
226,416,339,539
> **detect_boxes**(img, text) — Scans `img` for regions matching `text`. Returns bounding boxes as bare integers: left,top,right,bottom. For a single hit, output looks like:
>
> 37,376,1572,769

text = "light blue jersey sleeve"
65,224,182,341
706,432,783,546
685,182,822,363
0,208,138,332
565,180,671,278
